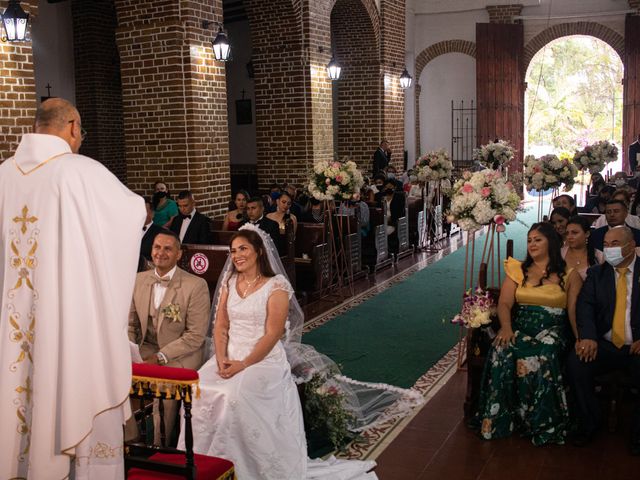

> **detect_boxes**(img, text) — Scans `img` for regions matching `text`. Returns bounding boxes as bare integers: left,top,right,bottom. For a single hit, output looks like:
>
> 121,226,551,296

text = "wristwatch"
156,352,168,365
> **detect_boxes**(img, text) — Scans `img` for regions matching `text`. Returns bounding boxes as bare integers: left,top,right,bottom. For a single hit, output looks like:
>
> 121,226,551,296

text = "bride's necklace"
240,273,261,298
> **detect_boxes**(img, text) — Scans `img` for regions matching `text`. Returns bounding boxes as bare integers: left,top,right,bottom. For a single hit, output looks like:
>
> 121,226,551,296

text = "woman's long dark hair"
229,230,276,278
521,222,567,289
566,215,597,266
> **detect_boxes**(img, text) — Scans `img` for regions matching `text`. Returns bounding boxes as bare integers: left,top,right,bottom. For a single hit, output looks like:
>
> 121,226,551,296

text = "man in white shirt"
170,190,212,244
129,230,210,445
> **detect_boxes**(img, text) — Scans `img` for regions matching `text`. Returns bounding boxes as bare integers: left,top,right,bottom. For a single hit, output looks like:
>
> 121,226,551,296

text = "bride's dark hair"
521,222,566,289
230,230,277,277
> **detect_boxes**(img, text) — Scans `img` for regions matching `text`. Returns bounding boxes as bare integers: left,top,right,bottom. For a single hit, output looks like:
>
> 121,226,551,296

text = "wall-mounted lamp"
399,68,412,89
2,0,29,42
203,21,231,61
327,56,341,81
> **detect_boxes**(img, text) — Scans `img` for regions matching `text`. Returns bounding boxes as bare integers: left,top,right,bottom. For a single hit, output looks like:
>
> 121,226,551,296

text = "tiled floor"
374,372,640,480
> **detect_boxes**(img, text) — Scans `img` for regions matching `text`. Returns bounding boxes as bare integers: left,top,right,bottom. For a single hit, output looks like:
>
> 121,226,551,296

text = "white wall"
225,19,257,166
31,0,75,104
418,53,476,159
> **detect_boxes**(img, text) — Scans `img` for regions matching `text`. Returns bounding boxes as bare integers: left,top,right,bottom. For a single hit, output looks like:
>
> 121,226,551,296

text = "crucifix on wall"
235,89,252,125
41,83,55,103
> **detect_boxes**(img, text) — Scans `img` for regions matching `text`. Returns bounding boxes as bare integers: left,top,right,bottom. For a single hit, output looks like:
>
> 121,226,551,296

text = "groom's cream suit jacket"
128,267,210,370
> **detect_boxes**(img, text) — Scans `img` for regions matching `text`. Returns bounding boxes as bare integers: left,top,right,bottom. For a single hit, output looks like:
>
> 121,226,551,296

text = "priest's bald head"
33,98,84,154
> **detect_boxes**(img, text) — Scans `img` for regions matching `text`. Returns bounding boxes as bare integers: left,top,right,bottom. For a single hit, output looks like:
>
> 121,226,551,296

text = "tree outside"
525,35,623,160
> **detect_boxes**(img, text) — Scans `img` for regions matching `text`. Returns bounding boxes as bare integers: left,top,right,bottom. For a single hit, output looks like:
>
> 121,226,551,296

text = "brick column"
380,0,406,170
414,83,421,159
486,4,523,23
114,0,230,216
629,0,640,12
331,0,381,173
0,1,38,163
72,0,126,182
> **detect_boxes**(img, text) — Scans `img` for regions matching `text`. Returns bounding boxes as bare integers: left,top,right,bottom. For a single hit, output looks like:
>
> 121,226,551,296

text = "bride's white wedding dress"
178,274,377,480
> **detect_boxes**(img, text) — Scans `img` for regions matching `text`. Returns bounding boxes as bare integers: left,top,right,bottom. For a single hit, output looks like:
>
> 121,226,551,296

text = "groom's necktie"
612,267,628,348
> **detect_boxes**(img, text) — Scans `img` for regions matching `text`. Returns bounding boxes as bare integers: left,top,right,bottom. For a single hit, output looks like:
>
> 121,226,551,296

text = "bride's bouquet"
473,139,515,169
414,149,453,182
446,169,520,232
524,154,578,192
308,158,365,201
572,140,618,174
451,288,496,329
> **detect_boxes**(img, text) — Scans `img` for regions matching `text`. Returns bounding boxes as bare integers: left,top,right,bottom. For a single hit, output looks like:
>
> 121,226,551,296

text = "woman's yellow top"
503,257,570,309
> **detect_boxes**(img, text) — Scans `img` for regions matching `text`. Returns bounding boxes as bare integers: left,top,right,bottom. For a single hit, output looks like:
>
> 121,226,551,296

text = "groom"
128,230,210,444
568,226,640,455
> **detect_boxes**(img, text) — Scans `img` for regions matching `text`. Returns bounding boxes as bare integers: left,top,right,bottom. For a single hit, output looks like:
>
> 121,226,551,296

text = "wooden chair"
179,245,230,299
125,363,234,480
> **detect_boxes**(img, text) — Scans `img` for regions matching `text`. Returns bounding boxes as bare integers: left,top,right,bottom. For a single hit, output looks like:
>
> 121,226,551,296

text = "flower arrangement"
303,370,355,450
162,303,182,323
451,288,497,328
308,158,365,201
572,140,618,174
473,139,515,169
414,149,453,182
446,169,520,232
523,154,578,192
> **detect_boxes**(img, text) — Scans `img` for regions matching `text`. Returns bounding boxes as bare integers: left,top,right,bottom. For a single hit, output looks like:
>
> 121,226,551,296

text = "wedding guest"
152,190,179,228
222,190,249,231
128,230,210,445
562,216,599,282
552,194,577,216
300,197,325,223
472,222,582,445
170,190,213,244
586,185,615,214
373,139,391,175
154,181,169,193
283,183,303,218
140,198,164,271
590,200,640,252
244,196,283,253
593,189,640,229
267,191,298,234
629,133,640,172
376,178,406,254
338,191,370,237
549,207,571,243
588,172,606,196
567,226,640,455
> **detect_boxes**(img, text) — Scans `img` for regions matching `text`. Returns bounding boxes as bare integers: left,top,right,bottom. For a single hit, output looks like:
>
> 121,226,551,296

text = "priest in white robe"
0,99,145,479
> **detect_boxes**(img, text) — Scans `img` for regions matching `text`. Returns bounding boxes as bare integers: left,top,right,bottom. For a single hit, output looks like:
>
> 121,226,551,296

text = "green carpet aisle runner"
303,206,537,389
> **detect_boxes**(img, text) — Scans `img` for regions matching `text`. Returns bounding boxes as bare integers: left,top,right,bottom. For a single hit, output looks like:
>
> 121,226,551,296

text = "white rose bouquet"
524,154,578,192
446,169,520,232
572,140,618,174
473,139,515,169
415,149,453,182
308,158,364,201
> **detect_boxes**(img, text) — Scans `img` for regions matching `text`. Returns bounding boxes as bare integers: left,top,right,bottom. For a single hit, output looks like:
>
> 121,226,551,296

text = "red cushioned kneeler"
127,453,234,480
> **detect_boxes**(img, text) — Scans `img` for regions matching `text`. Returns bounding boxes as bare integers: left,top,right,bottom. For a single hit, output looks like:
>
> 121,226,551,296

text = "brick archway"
414,40,476,158
330,0,380,45
523,22,624,74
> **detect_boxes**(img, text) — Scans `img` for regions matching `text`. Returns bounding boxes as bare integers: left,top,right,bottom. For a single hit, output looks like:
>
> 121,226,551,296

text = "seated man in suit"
128,230,210,445
376,178,406,254
590,199,640,253
568,226,640,454
139,198,164,271
244,196,283,254
170,190,213,244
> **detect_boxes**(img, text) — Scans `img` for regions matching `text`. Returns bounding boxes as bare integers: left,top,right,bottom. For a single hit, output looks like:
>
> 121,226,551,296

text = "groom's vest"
146,294,160,347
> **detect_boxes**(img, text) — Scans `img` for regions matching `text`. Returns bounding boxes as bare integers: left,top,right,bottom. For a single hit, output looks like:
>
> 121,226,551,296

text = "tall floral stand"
322,200,355,298
420,180,444,252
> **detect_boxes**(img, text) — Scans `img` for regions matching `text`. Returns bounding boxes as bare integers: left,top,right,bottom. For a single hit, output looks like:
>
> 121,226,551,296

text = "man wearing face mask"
567,226,640,454
590,200,640,254
375,179,406,254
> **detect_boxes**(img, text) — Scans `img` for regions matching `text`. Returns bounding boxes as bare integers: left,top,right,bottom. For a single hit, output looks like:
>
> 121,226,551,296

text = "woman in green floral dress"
472,222,583,445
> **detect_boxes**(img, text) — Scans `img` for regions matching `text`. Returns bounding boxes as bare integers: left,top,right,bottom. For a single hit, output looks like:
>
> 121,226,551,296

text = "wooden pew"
179,244,230,299
578,212,601,226
335,214,367,281
211,219,224,231
295,223,331,300
362,205,393,273
407,196,423,249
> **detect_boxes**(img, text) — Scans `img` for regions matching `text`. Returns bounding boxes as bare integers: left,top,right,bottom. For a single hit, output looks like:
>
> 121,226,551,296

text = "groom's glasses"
68,119,88,141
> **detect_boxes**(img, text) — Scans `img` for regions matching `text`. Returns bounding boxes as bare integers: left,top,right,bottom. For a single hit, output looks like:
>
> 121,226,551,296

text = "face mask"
603,243,630,267
384,188,394,195
387,173,396,179
375,184,384,190
615,179,626,187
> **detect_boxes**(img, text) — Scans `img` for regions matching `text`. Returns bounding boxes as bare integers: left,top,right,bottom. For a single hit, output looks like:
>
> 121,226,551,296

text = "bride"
178,224,421,479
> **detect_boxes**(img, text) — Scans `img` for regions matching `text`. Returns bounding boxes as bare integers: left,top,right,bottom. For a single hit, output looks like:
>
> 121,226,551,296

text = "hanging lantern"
2,0,29,42
212,25,231,61
399,68,412,89
327,56,341,81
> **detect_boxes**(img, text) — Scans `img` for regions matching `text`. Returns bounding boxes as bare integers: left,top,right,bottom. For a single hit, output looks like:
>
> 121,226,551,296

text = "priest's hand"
219,359,246,379
630,340,640,355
